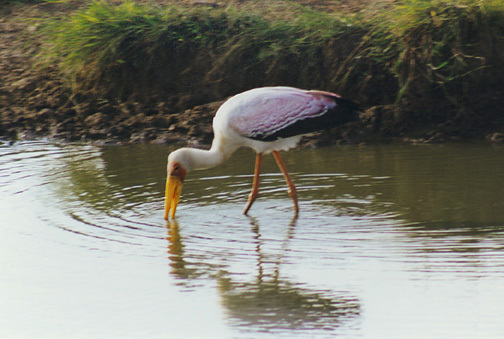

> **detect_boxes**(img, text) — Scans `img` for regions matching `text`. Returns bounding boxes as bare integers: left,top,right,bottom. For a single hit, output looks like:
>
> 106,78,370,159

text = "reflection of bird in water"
217,275,360,332
165,220,201,281
217,216,360,332
164,86,361,219
166,220,184,272
165,217,360,332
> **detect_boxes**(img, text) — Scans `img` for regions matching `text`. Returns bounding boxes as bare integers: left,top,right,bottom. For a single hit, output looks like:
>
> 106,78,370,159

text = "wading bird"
164,86,361,219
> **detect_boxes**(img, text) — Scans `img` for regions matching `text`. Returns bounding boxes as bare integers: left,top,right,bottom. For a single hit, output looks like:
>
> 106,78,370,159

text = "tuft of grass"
37,0,504,124
38,0,364,99
40,1,176,87
365,0,504,110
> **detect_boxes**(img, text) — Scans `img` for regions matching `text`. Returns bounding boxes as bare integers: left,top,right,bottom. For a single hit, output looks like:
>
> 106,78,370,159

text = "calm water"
1,140,504,338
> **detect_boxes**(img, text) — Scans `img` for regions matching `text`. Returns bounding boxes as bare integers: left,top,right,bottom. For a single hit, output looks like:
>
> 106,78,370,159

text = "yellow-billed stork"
164,86,361,219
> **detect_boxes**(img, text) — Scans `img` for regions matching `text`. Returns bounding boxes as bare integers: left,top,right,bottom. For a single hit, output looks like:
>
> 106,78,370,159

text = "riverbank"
1,1,504,146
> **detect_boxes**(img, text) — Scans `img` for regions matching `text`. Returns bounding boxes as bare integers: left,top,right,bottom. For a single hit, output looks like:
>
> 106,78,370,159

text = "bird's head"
164,149,191,220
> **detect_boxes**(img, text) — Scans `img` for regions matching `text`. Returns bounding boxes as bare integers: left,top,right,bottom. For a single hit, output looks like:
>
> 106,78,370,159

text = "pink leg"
272,151,299,215
243,153,263,215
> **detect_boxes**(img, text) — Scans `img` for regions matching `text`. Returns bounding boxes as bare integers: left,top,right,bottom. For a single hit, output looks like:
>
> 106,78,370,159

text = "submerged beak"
164,162,186,220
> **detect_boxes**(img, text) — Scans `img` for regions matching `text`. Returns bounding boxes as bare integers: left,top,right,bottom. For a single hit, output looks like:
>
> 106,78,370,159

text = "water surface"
1,141,504,338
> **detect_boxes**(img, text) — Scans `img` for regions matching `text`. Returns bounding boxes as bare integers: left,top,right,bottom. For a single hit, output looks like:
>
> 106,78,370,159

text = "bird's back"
214,87,361,143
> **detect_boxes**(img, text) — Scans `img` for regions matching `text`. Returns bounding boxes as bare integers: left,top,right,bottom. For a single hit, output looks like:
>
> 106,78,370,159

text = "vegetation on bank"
36,0,504,136
38,1,369,105
368,0,504,132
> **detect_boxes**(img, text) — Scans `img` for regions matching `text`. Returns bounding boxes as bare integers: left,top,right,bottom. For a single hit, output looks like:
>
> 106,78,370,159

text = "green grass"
366,0,504,108
39,1,362,96
37,0,504,123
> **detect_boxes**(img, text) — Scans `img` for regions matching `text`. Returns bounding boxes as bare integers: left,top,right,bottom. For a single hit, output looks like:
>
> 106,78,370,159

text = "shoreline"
1,1,503,146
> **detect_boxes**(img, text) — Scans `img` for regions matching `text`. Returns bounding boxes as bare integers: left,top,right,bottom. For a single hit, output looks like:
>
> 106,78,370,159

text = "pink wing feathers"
226,87,358,141
229,87,338,141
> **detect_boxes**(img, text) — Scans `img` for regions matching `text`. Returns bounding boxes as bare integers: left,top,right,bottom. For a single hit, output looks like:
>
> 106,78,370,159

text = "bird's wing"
228,88,348,141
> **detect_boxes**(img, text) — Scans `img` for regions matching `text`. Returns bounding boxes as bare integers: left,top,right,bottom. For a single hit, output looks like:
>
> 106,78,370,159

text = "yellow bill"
164,175,183,220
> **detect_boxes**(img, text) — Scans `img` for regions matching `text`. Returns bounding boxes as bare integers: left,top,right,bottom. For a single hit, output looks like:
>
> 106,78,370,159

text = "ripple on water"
3,142,504,277
2,141,504,338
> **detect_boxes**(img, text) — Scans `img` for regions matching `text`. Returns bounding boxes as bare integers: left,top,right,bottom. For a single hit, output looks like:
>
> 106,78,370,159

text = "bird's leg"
272,150,299,216
243,153,263,215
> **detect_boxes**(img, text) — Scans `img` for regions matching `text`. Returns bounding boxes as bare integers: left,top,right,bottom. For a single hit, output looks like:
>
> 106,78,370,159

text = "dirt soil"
0,2,217,146
1,1,502,146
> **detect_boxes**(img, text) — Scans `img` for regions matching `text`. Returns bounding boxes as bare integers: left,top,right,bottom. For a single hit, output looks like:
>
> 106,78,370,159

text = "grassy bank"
39,1,375,107
37,0,504,137
367,0,504,133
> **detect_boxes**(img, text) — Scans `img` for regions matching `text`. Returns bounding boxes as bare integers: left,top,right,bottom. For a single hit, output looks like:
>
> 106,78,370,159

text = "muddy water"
1,141,504,338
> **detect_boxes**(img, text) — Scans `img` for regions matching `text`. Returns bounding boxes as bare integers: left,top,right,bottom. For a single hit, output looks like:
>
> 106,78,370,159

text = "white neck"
175,136,240,172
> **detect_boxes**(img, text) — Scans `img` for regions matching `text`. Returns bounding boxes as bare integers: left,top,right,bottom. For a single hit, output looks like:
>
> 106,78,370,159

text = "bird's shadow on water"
165,215,360,334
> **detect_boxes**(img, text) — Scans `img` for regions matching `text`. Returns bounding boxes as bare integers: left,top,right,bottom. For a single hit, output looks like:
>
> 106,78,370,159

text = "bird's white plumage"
217,87,336,137
170,86,356,172
212,86,333,154
165,86,360,218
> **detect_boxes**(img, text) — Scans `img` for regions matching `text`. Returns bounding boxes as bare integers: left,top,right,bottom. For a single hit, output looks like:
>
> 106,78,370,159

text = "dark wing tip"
332,96,362,122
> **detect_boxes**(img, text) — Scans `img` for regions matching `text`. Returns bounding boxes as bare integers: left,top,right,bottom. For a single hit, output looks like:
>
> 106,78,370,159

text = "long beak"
164,175,183,220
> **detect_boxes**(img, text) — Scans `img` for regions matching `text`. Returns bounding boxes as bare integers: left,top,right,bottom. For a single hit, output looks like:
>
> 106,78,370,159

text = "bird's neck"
188,137,239,171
